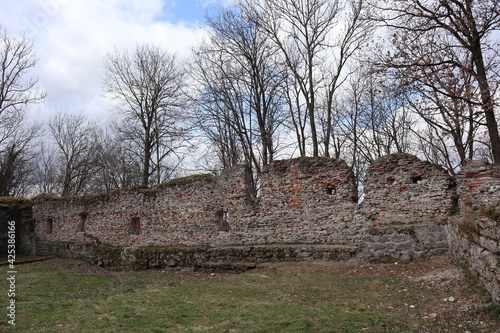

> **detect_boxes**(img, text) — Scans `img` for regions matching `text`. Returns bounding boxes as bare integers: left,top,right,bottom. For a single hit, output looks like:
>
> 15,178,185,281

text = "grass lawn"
1,256,498,332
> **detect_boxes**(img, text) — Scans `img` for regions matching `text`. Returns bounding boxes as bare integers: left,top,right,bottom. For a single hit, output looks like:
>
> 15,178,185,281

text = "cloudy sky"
0,0,229,123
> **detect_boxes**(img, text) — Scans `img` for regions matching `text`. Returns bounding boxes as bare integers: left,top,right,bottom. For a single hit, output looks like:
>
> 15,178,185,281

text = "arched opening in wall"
45,218,53,234
216,209,230,232
78,213,87,232
411,175,422,184
130,217,141,235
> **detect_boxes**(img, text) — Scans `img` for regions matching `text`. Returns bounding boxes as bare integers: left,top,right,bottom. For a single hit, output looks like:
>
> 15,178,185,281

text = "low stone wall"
447,217,500,304
34,240,358,271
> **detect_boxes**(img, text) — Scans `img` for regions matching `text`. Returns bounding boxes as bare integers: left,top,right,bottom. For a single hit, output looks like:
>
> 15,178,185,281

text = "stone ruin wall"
358,154,456,261
360,154,458,225
33,154,457,250
21,154,500,304
31,154,457,256
252,158,360,244
32,158,364,248
447,159,500,304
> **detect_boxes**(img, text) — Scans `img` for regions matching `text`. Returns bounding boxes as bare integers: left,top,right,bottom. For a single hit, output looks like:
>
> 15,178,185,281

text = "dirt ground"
255,255,500,332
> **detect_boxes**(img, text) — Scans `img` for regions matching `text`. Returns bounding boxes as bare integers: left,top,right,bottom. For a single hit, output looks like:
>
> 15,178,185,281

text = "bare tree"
192,7,287,190
0,118,41,196
242,0,372,157
330,66,416,191
320,0,374,158
32,142,59,195
192,49,263,191
0,27,45,116
403,58,484,173
90,129,143,192
0,26,45,196
355,69,416,163
191,84,244,172
373,0,500,164
104,44,188,187
48,112,101,196
336,74,369,186
283,71,309,157
242,0,338,157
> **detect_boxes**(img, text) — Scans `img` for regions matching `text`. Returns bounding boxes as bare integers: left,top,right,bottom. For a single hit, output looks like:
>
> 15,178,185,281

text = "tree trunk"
474,50,500,164
308,54,319,157
143,138,151,187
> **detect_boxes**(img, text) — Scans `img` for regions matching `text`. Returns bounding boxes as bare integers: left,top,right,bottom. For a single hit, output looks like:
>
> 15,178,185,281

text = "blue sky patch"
160,0,223,25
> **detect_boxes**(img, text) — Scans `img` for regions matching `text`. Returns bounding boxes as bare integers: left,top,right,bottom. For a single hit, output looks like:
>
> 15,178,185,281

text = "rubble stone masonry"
31,158,363,248
447,159,500,304
358,154,456,261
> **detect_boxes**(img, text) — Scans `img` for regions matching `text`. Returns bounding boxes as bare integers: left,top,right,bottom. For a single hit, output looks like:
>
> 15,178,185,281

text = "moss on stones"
161,174,217,187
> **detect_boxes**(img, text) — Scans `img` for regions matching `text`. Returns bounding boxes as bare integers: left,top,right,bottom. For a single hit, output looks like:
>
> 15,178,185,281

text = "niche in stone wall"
78,213,87,232
411,175,422,184
325,187,336,195
130,216,141,235
216,209,230,232
45,218,53,234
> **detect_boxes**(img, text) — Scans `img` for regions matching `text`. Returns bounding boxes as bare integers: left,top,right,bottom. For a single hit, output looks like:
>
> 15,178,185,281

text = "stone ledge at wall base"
358,222,450,262
33,241,359,271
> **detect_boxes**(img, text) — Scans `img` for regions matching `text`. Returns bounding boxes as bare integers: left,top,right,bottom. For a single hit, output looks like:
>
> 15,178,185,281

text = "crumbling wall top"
260,157,358,204
362,153,456,225
457,158,500,211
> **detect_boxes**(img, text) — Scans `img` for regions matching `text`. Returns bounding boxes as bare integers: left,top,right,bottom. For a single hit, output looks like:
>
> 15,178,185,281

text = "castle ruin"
4,153,500,304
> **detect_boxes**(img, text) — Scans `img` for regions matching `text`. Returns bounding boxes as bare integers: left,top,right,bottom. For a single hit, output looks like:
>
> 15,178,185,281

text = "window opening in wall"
325,187,336,195
78,213,87,232
130,217,141,235
216,209,230,232
411,175,422,184
45,218,53,234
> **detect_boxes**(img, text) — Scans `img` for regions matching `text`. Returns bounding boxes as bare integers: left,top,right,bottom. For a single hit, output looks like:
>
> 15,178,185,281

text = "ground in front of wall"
1,254,498,332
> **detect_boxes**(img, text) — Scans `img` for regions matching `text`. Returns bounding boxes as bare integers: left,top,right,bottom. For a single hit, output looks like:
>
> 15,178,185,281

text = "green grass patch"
1,259,496,332
482,304,500,320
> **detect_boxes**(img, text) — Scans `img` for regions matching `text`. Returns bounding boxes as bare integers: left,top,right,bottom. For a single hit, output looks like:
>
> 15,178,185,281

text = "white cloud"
0,0,206,124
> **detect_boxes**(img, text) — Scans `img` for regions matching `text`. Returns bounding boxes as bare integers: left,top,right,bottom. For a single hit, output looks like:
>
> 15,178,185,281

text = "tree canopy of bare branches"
241,0,373,157
373,0,500,164
48,112,101,196
0,26,44,196
0,27,45,117
192,7,287,189
104,44,189,186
